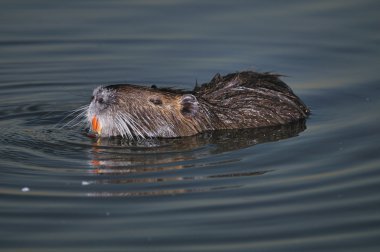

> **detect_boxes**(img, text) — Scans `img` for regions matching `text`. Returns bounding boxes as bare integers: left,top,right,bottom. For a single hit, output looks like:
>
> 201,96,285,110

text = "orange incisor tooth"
92,116,101,134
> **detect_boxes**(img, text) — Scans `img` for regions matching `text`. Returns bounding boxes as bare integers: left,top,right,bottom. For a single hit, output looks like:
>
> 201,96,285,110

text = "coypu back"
196,71,294,95
193,71,309,129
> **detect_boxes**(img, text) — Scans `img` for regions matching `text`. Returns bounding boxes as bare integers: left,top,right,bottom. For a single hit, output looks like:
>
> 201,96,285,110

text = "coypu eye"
97,97,104,104
149,97,163,106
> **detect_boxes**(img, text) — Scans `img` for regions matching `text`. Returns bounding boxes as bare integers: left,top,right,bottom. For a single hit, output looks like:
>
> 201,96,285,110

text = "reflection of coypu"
89,120,306,175
87,71,309,138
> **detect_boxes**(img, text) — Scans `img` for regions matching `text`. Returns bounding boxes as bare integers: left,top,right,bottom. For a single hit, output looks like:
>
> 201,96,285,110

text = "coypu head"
87,84,211,139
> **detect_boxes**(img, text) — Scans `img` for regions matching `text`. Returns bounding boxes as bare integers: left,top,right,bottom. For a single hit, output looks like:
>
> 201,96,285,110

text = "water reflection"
85,120,307,197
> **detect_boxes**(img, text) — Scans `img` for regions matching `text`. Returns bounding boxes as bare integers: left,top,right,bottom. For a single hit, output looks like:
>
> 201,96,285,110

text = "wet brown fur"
88,71,309,138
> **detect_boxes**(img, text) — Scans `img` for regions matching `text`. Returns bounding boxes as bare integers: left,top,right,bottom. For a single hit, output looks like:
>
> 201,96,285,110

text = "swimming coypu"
87,71,309,138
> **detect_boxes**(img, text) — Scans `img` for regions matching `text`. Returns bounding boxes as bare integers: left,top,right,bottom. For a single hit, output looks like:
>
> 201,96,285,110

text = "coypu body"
87,71,309,138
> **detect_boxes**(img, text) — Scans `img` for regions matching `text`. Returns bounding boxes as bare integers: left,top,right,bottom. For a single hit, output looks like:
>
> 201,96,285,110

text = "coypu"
86,71,309,138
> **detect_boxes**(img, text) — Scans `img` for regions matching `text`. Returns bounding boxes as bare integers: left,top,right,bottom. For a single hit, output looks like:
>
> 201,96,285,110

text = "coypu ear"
180,94,199,117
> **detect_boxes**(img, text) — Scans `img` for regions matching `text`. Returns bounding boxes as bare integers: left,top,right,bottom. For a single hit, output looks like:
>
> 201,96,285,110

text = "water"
1,1,380,251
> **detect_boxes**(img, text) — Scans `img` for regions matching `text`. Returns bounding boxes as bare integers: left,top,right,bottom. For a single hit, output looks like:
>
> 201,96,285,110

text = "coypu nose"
91,116,102,135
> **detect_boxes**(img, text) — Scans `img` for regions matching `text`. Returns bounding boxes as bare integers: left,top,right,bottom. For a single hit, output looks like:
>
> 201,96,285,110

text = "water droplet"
81,181,91,186
21,187,30,192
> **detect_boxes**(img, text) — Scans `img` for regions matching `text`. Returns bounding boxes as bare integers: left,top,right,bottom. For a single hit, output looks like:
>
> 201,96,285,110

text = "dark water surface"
1,1,380,251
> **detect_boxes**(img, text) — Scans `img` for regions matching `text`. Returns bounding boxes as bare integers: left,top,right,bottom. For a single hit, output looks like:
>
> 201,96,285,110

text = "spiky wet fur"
194,71,309,128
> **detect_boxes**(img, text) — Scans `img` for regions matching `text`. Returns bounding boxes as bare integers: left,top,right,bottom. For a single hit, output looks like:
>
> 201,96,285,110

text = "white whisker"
57,105,89,129
115,113,133,139
114,111,152,140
